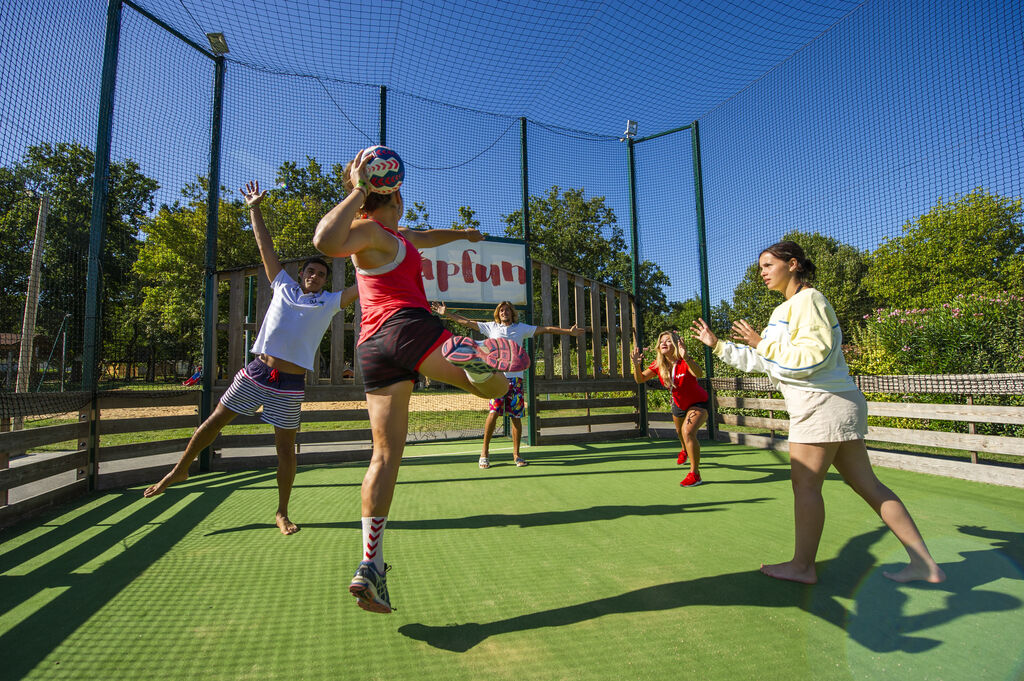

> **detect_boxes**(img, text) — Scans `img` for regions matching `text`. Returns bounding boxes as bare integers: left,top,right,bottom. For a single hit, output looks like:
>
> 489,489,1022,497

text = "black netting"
3,0,1020,443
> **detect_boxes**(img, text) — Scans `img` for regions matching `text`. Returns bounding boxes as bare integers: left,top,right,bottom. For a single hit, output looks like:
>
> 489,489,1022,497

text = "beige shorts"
779,383,867,443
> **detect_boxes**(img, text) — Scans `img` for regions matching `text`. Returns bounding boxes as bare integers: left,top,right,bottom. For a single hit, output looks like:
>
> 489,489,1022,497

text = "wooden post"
574,275,586,378
331,258,347,384
619,291,631,377
79,402,95,483
227,270,245,376
557,268,570,379
967,394,978,464
0,419,7,505
540,263,553,379
589,280,602,377
605,285,617,377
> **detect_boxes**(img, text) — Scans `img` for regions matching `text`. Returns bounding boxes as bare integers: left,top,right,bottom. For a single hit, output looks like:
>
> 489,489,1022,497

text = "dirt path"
90,392,487,420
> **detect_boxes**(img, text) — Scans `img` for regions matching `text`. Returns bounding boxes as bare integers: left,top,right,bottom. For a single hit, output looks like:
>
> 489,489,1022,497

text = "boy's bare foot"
276,512,299,535
760,561,817,584
883,562,946,583
143,469,190,498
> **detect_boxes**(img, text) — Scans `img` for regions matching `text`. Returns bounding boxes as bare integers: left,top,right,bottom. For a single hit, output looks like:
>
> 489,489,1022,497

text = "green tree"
0,142,158,382
274,157,348,207
404,201,432,230
729,230,873,334
134,173,340,358
452,205,480,231
501,186,669,318
866,189,1024,308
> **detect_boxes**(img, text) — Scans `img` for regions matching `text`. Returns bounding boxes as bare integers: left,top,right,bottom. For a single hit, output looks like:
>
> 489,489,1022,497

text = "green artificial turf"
1,440,1022,681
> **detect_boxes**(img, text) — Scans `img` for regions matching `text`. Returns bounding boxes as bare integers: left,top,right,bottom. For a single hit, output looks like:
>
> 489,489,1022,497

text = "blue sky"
1,0,1020,310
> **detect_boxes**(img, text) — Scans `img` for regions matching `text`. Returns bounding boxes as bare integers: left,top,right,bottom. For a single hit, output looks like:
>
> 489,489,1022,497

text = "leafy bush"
848,292,1024,375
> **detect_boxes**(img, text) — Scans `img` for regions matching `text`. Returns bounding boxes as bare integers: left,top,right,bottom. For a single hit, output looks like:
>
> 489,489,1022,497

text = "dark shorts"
359,307,452,392
671,400,710,419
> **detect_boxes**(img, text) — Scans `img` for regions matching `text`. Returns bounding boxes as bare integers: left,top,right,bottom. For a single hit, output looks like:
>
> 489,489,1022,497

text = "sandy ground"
74,392,487,421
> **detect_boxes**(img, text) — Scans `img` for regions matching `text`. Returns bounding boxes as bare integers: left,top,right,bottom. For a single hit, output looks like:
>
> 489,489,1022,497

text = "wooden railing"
531,261,641,445
710,373,1024,487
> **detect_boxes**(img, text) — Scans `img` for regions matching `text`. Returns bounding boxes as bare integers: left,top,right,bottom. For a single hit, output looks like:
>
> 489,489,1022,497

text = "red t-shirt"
648,359,709,411
355,222,430,344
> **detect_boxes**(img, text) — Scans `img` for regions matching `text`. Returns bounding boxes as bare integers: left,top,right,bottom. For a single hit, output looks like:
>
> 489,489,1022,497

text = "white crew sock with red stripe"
361,516,387,572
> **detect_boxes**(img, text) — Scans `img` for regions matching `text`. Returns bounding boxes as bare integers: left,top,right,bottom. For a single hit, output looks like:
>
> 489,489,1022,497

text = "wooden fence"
711,373,1024,487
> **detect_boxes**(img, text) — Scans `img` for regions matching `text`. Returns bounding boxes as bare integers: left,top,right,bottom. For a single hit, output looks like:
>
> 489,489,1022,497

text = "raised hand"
431,301,447,317
690,318,719,348
671,330,686,359
240,180,268,208
630,345,644,367
349,148,372,191
730,319,762,348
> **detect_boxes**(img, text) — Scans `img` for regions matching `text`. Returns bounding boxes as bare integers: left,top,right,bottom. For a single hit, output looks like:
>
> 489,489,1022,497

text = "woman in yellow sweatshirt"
691,240,944,585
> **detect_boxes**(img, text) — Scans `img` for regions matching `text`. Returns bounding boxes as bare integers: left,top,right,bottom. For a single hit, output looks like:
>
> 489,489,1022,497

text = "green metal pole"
200,56,226,471
83,0,123,491
379,85,387,145
521,117,537,447
626,138,648,435
690,119,716,439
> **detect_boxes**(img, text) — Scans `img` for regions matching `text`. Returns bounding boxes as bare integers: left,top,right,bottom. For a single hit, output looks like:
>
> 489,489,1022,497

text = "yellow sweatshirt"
713,288,857,392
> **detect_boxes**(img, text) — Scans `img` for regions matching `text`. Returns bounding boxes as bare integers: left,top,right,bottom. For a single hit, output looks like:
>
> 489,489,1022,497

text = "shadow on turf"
204,496,773,535
400,525,1024,653
0,470,275,680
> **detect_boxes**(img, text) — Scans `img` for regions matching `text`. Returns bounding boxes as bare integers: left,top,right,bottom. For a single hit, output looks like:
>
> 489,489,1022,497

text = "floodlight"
206,33,229,55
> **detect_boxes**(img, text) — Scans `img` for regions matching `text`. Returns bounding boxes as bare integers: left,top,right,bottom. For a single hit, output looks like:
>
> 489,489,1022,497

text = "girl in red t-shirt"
631,331,710,487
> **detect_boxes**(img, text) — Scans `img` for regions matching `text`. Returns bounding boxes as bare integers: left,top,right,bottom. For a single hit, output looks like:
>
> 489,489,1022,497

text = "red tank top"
648,359,709,410
354,221,430,344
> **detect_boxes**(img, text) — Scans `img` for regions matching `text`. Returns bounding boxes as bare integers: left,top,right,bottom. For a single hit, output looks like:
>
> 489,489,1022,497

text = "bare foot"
143,469,189,498
760,561,817,584
883,562,946,583
276,513,299,535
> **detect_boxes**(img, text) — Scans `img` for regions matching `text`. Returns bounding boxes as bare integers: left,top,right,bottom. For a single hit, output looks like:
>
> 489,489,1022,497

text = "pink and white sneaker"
442,336,530,379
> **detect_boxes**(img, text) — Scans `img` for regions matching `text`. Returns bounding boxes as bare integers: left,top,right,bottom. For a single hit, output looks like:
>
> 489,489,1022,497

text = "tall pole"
13,194,49,431
690,119,715,439
626,137,647,435
199,55,226,471
83,0,124,491
521,117,537,446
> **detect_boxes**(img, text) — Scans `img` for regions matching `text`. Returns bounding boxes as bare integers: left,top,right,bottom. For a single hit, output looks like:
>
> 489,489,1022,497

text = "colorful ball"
363,145,404,194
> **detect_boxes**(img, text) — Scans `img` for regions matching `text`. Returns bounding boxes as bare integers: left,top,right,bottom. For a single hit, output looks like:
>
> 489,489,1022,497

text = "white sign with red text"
419,239,528,305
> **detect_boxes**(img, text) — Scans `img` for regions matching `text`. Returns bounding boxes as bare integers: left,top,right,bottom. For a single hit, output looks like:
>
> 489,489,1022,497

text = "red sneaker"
677,449,688,465
680,471,702,487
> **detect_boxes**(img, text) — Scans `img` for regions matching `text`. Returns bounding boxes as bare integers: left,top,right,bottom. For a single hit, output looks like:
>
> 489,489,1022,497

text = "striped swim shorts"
220,358,305,430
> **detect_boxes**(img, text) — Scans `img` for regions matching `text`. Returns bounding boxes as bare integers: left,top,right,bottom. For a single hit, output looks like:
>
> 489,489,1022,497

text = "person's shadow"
400,525,1023,653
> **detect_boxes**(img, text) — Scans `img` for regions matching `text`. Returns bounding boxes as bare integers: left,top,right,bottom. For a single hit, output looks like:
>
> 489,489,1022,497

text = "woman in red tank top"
312,147,523,614
631,330,710,487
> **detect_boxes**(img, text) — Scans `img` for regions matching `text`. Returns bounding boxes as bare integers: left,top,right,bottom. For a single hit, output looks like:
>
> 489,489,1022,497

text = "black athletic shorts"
359,307,452,392
671,400,710,419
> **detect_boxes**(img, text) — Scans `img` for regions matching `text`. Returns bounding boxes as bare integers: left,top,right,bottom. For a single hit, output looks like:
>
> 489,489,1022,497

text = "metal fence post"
691,119,716,439
200,55,225,471
83,0,124,490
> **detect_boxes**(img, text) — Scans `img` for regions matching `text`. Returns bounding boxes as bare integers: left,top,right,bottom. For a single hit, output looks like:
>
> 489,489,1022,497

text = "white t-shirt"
478,321,537,379
250,270,344,370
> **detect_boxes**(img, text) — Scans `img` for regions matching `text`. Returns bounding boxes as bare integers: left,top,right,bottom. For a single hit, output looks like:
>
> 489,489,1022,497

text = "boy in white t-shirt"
433,300,582,467
144,181,358,535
